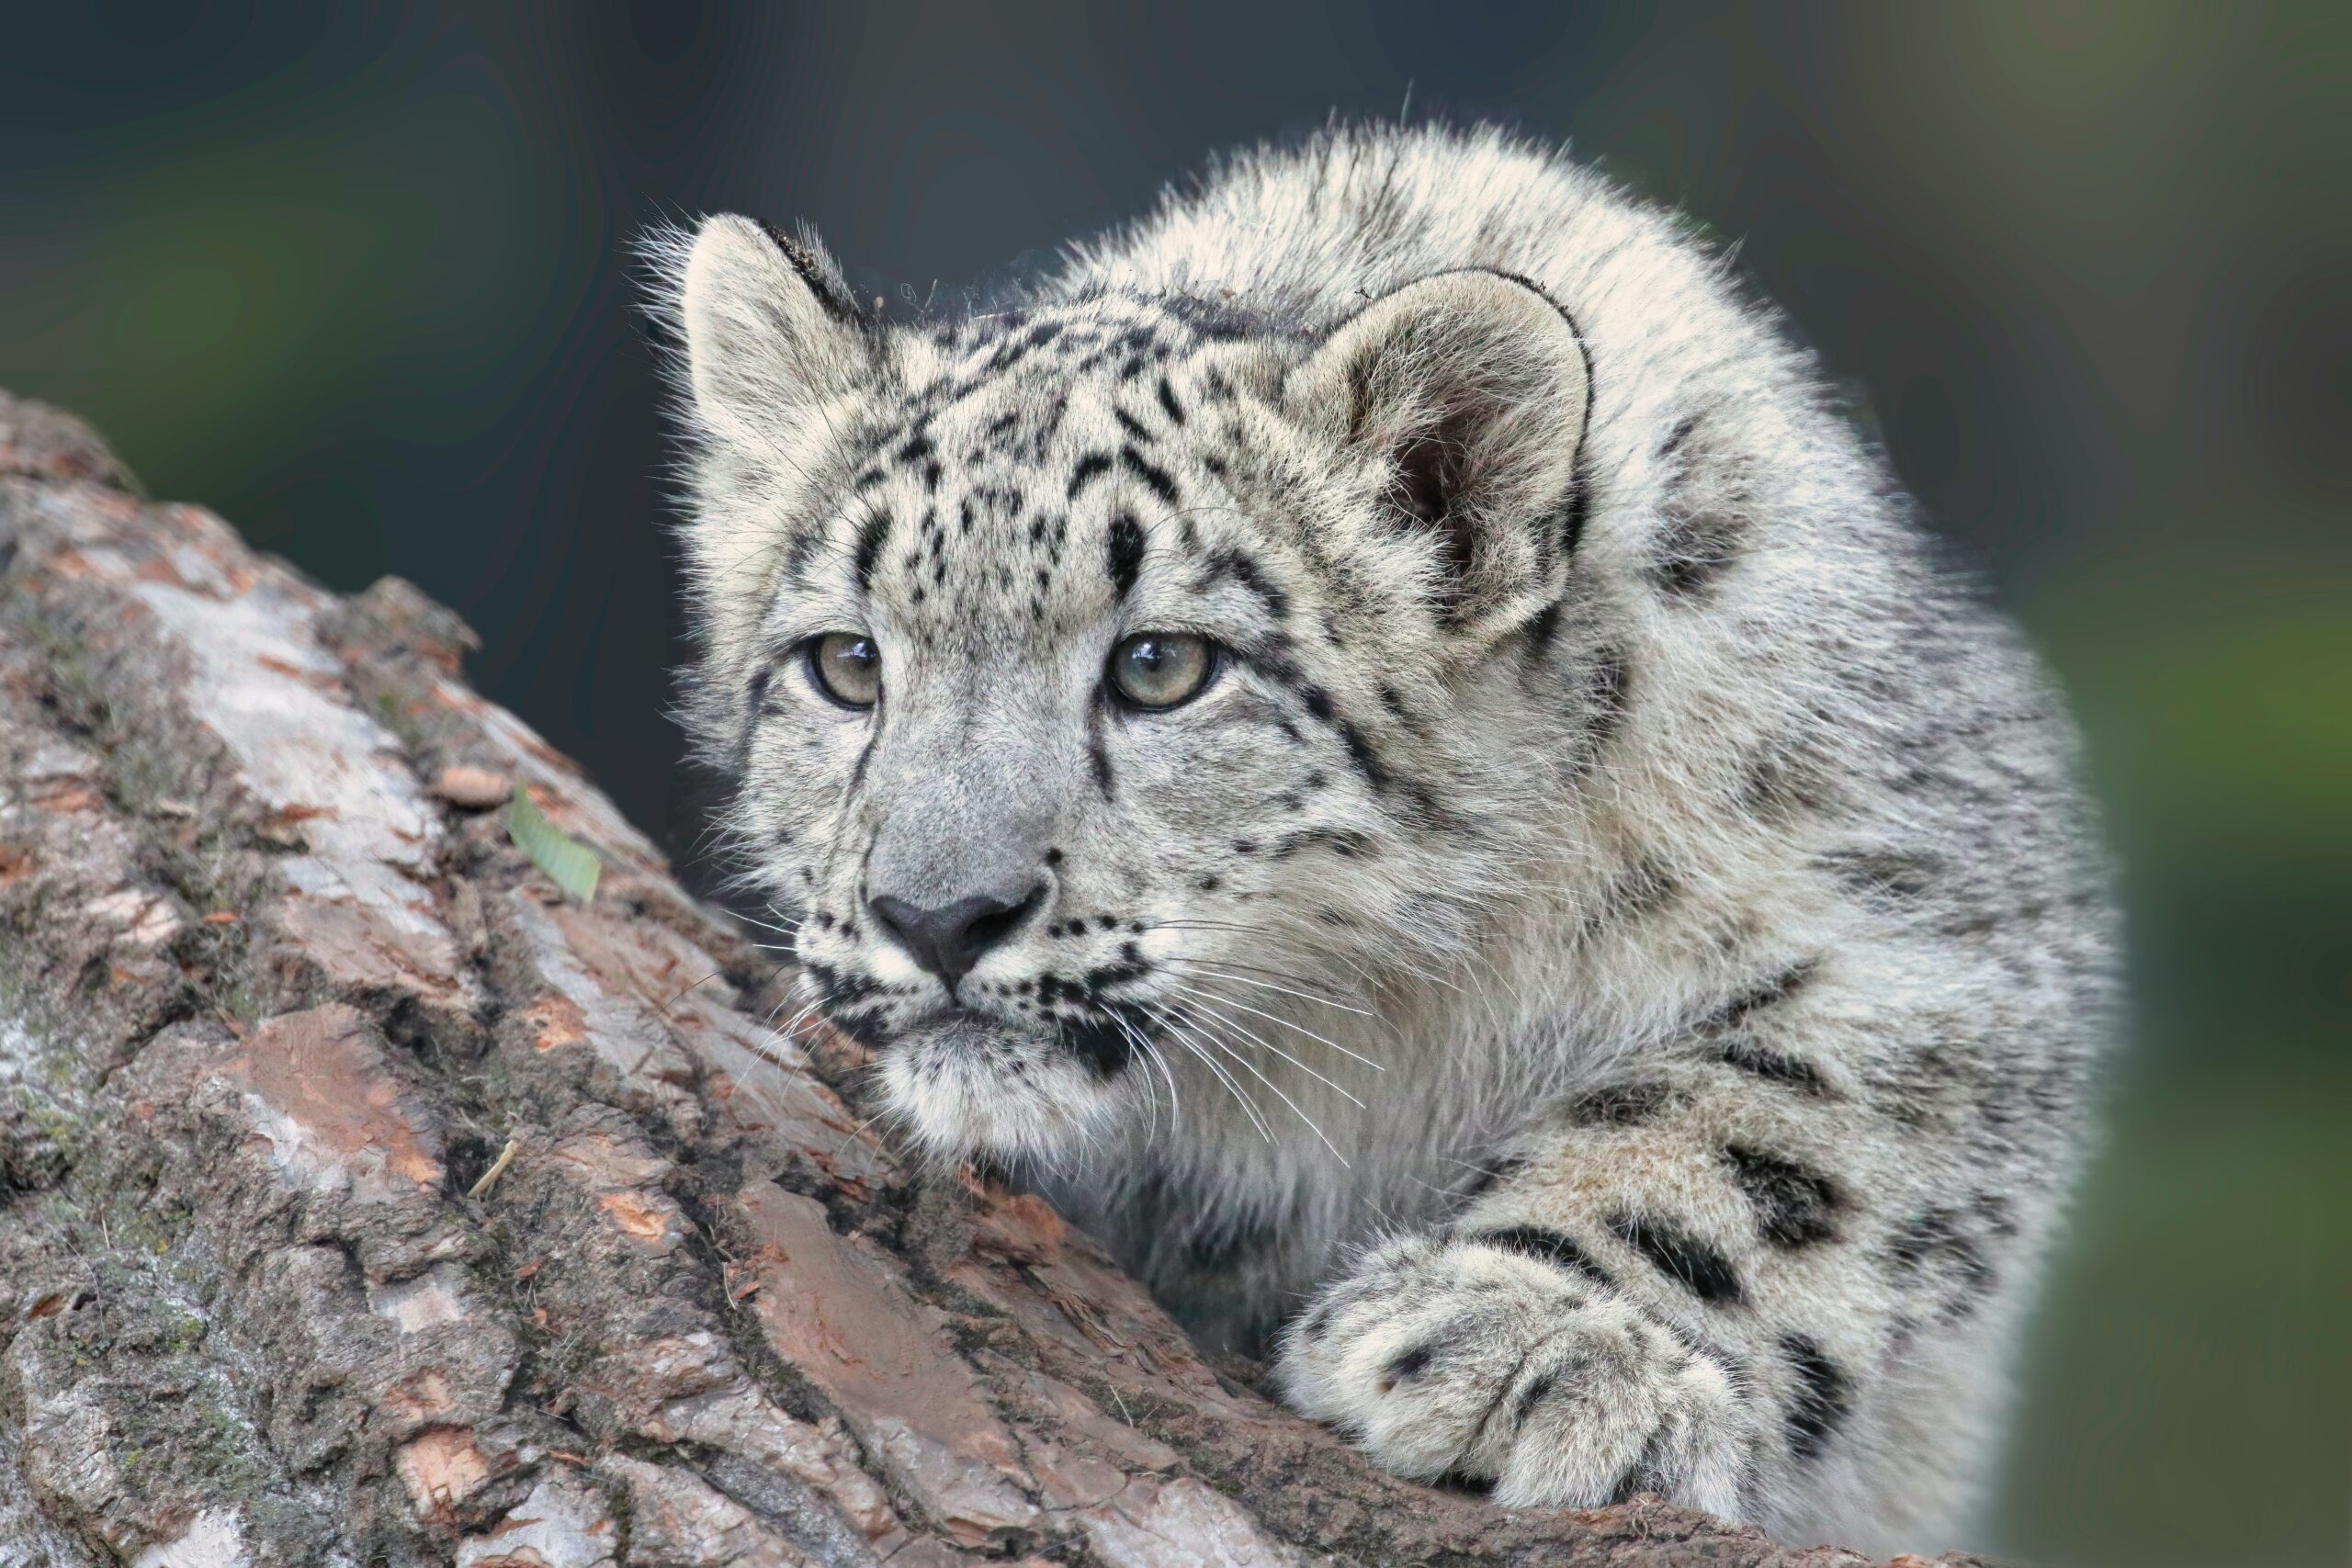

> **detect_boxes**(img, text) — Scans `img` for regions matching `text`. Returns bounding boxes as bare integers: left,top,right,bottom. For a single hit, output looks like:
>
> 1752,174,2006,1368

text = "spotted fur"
649,122,2115,1556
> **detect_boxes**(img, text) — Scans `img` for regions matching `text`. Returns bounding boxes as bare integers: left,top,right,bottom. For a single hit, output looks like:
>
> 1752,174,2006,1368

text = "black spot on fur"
1068,451,1114,500
1717,1037,1831,1097
1121,446,1181,506
1383,1343,1435,1387
1156,374,1186,425
1114,406,1152,443
1082,949,1148,990
853,511,891,588
1608,1213,1743,1304
1652,498,1748,596
1470,1226,1613,1287
1818,846,1946,903
1886,1197,2008,1321
1658,414,1701,458
1780,1333,1849,1461
1566,1081,1674,1127
1107,511,1146,599
1056,1016,1135,1078
1272,827,1374,860
1702,963,1816,1032
1203,548,1290,619
1724,1145,1841,1247
1336,719,1392,790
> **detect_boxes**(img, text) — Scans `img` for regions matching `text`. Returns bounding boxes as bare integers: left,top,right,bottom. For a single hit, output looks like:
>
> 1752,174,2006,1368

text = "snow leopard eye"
1107,632,1216,711
806,632,880,709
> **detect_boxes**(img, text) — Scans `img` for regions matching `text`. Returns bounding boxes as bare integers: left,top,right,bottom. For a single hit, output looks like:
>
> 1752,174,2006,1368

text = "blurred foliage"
1,4,2344,1562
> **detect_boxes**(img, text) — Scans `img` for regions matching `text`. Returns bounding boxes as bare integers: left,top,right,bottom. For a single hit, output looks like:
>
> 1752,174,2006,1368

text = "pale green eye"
807,632,880,708
1108,632,1216,710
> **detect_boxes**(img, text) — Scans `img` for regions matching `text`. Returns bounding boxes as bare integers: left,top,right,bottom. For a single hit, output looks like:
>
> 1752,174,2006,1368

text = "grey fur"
649,121,2116,1556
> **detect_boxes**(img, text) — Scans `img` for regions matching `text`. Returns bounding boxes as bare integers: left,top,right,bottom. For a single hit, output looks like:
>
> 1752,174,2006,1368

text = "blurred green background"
1,5,2343,1562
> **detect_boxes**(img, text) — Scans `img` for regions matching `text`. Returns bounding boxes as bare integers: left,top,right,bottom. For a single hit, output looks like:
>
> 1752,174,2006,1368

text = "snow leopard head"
655,215,1600,1161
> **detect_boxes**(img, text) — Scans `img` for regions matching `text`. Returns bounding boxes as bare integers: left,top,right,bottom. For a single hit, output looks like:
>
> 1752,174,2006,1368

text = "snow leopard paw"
1275,1232,1751,1516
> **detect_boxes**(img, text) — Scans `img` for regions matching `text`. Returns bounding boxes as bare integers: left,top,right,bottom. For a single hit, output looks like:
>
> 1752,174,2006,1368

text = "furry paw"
1275,1233,1750,1515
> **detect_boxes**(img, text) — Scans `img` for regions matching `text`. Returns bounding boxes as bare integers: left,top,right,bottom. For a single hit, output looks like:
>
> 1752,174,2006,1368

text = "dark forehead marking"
854,511,892,588
1121,446,1180,506
1198,547,1290,620
1068,451,1115,501
1107,511,1147,600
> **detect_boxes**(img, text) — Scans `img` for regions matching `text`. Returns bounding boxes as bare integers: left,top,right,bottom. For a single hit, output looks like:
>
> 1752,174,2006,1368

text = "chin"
870,1011,1129,1165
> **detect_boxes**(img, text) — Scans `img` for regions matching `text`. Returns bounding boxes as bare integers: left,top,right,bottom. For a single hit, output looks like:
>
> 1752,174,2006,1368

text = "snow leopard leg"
1276,956,2069,1531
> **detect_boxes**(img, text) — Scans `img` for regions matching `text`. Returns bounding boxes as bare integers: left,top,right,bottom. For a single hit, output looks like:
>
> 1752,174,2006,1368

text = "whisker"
1146,1004,1274,1145
1168,980,1384,1071
1160,985,1367,1107
1166,1001,1349,1167
1182,964,1374,1018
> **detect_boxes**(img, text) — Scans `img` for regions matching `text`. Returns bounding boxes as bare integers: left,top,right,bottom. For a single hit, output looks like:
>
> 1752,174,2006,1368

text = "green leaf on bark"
509,787,599,901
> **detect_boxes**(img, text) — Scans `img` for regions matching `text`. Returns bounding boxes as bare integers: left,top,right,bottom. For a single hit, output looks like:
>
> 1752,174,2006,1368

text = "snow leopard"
649,121,2114,1556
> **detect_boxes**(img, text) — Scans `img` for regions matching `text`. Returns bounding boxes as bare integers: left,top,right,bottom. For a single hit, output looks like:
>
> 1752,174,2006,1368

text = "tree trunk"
0,391,1969,1568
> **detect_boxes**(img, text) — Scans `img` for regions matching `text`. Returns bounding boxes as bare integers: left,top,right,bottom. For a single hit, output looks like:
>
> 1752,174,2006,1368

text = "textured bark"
0,390,1980,1568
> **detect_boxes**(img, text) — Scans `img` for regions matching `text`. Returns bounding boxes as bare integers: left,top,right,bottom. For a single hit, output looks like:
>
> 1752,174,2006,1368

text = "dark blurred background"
1,5,2343,1562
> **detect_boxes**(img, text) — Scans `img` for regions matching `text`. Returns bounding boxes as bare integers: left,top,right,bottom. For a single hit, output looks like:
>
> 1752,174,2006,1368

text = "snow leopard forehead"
789,296,1299,655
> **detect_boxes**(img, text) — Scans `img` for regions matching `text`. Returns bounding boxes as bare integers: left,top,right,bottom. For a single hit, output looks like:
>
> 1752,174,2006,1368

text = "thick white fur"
650,123,2115,1558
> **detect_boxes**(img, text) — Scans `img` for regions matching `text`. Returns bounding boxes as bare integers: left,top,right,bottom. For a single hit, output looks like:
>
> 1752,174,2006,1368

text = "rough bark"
0,390,1977,1568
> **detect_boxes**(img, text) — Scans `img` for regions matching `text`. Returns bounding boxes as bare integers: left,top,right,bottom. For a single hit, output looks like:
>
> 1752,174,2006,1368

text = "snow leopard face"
659,218,1595,1160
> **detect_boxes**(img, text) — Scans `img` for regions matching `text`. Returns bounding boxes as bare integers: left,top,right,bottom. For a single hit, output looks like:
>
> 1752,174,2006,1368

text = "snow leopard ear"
673,214,872,448
1285,270,1590,643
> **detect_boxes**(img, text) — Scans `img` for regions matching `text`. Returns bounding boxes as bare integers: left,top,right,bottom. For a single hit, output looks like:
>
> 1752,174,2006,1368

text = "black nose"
868,885,1044,990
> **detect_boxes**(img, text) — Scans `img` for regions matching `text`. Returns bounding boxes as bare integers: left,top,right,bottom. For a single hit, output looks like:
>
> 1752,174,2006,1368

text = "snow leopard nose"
868,885,1044,991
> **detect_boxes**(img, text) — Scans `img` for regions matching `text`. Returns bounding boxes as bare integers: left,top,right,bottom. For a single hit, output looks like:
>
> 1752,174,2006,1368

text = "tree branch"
0,391,1965,1566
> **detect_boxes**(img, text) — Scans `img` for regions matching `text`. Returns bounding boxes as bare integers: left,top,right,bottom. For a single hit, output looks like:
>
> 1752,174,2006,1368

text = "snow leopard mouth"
818,989,1147,1081
847,1001,1159,1160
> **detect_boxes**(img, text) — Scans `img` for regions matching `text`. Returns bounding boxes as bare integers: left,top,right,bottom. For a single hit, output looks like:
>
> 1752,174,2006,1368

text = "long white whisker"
1146,1005,1273,1145
1161,986,1367,1107
1182,964,1374,1018
1169,980,1384,1071
1166,1002,1348,1167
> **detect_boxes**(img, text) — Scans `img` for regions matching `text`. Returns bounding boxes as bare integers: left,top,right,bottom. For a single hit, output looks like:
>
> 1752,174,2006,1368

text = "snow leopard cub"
653,122,2113,1554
